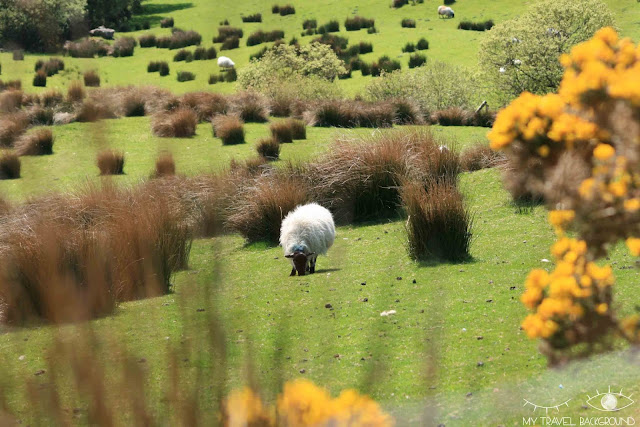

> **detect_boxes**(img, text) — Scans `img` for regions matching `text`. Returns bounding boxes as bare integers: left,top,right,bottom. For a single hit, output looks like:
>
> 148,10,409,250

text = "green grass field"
2,0,640,425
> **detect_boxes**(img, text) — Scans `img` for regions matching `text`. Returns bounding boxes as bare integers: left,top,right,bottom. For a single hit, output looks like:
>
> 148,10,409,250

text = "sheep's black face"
292,252,307,276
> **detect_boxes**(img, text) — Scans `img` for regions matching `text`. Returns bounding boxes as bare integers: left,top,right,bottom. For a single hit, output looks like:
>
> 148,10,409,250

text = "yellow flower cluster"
621,315,640,342
548,210,575,235
222,380,394,427
521,238,614,341
559,27,640,107
488,92,600,153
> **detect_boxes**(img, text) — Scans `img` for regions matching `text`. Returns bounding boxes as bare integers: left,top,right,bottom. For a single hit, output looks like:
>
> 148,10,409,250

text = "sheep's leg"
290,267,296,276
310,255,317,274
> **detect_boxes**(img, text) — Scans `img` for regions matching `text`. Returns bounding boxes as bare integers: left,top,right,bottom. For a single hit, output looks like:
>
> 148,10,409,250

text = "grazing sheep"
437,5,455,18
217,56,235,69
280,203,335,276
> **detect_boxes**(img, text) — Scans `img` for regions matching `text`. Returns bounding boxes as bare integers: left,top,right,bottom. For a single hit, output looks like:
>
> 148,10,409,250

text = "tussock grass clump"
372,56,401,75
33,70,47,87
242,13,262,22
308,129,461,222
401,19,416,28
317,20,340,34
0,182,193,323
256,137,280,160
344,16,375,31
460,143,506,172
179,92,229,122
15,129,54,156
278,4,296,16
310,100,394,128
408,53,427,68
97,150,125,175
66,39,109,58
39,90,64,108
402,42,415,53
270,121,293,143
208,74,220,84
432,107,471,126
393,0,409,8
75,100,117,122
223,68,237,82
220,36,240,50
139,33,157,47
159,62,170,76
154,152,176,177
313,33,349,51
193,46,217,60
112,37,137,57
246,30,285,46
289,119,306,139
12,50,24,61
26,106,54,126
0,89,23,113
0,112,29,146
122,93,146,117
161,17,174,28
0,151,20,179
0,79,21,92
230,91,270,123
213,27,244,43
67,81,86,102
212,115,245,145
227,172,309,243
152,108,198,137
176,71,196,82
148,61,161,72
416,38,429,50
173,49,194,62
169,30,202,49
390,98,424,125
401,181,472,262
84,70,101,87
458,20,494,31
303,19,317,30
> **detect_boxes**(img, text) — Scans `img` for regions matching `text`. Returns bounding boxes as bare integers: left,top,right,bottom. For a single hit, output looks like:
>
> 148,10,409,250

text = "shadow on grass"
416,256,477,268
313,268,341,274
140,2,194,16
509,196,544,215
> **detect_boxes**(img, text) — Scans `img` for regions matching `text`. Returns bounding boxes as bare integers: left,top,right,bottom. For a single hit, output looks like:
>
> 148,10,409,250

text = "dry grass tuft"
0,182,193,323
270,121,293,143
460,143,506,172
230,91,270,123
310,100,394,128
401,181,472,262
226,171,310,243
0,112,29,147
96,150,125,175
179,92,229,122
67,80,86,103
154,152,176,177
83,70,101,87
15,129,54,156
0,151,20,179
256,137,280,160
152,109,198,137
212,115,245,145
308,128,460,222
0,90,23,113
75,100,117,122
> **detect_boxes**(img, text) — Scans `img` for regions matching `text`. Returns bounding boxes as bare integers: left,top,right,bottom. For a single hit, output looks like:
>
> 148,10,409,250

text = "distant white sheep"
279,203,335,276
217,56,235,69
437,5,455,19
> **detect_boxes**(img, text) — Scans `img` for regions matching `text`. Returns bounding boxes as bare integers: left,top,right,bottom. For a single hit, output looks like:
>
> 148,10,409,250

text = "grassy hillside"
1,0,638,96
2,1,640,425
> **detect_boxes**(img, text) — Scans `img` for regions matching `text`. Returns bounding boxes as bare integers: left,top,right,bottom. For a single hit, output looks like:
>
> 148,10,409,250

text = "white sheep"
279,203,335,276
217,56,235,69
437,5,455,19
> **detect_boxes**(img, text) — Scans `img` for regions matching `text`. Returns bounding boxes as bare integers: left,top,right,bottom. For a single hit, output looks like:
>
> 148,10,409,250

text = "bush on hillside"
479,0,614,100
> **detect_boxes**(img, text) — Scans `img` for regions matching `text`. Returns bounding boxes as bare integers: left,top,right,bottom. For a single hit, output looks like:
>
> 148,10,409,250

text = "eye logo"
586,387,635,412
523,398,571,414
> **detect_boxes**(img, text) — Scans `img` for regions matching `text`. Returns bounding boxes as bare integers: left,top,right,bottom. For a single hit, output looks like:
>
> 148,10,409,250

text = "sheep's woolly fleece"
280,203,335,256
